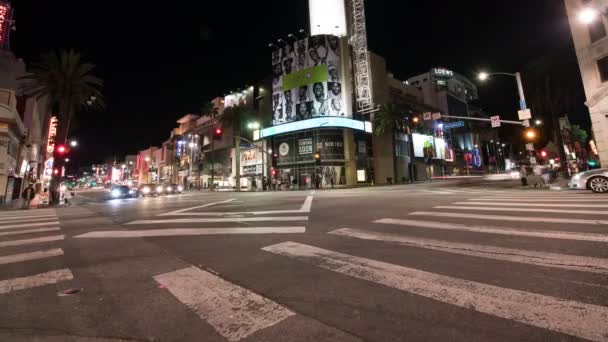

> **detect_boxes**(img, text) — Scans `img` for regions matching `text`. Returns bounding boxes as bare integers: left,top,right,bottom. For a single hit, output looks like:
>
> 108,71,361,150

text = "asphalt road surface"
1,180,608,342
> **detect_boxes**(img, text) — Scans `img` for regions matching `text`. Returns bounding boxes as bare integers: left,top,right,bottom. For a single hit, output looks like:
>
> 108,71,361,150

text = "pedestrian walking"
21,183,35,209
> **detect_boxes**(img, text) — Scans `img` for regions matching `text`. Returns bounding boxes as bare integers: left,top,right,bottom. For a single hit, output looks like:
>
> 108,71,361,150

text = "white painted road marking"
127,216,309,225
300,195,313,212
0,268,73,294
0,235,64,248
0,210,56,218
458,201,608,208
262,242,608,342
161,195,314,216
154,266,295,341
0,221,60,231
469,198,608,202
0,227,60,237
409,211,608,225
0,248,64,265
75,227,306,238
0,215,57,223
330,228,608,275
159,199,237,216
374,219,608,243
435,205,608,215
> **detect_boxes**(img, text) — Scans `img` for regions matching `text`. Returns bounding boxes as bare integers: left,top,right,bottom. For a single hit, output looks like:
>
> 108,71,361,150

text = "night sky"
10,0,587,168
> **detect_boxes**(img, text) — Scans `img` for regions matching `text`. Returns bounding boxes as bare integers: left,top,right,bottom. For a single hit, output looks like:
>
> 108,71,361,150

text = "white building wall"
564,0,608,166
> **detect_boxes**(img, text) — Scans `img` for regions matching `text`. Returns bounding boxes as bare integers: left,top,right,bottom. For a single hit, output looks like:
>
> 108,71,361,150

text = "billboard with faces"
272,35,348,126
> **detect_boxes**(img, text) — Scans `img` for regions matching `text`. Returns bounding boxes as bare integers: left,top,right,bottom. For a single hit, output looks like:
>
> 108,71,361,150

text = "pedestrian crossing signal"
315,152,321,166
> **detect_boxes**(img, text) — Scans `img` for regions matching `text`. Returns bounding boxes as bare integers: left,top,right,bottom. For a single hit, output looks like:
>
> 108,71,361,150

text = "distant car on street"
569,168,608,193
108,185,139,199
139,184,164,197
163,183,183,194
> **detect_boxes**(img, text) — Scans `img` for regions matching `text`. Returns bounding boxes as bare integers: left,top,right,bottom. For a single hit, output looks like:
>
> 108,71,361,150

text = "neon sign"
46,116,59,159
0,3,11,48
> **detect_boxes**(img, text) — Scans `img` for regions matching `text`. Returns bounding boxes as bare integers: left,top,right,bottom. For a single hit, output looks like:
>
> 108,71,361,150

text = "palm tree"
19,50,104,205
373,103,410,183
218,104,256,192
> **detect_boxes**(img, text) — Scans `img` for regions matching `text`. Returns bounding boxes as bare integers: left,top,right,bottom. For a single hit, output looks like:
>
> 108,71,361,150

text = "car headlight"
177,186,183,191
129,189,136,194
156,186,163,192
111,189,121,197
143,187,151,194
167,187,173,192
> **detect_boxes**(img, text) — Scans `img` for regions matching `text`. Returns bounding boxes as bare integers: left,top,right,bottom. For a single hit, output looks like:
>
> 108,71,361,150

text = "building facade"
565,0,608,166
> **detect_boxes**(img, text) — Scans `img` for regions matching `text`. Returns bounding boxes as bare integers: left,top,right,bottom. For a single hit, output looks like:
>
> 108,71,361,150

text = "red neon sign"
0,3,11,48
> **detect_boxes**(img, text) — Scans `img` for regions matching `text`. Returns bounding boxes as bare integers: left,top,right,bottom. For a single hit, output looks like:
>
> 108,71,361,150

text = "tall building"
564,0,608,166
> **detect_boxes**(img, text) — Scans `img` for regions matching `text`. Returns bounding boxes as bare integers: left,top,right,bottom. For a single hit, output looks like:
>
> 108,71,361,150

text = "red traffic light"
53,168,60,175
56,144,69,155
540,150,548,158
215,128,222,135
271,169,276,176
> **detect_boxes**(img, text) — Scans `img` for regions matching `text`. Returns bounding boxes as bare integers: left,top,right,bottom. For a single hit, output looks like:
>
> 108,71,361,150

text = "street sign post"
518,109,532,120
490,116,501,128
522,119,530,128
423,112,432,121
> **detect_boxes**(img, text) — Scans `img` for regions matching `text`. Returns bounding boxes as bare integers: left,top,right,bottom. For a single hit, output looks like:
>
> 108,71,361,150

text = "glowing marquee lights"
0,3,11,48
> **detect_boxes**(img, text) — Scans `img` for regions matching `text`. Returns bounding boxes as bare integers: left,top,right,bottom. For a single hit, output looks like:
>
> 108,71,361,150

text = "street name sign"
491,116,501,128
518,109,532,120
423,112,432,121
432,112,442,120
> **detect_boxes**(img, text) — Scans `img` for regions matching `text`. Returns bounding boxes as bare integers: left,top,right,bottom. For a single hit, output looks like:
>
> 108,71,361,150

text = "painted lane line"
456,202,608,208
75,227,306,238
127,217,308,225
330,228,608,275
0,210,57,218
0,221,60,231
409,212,608,225
0,268,73,294
469,198,608,202
154,266,295,341
0,235,65,248
0,215,57,223
435,206,608,215
300,195,314,212
374,219,608,243
0,227,60,237
0,248,64,265
163,210,305,217
262,242,608,342
159,199,237,216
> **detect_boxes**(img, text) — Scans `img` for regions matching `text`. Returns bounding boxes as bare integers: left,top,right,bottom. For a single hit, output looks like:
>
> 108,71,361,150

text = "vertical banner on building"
43,116,59,180
0,1,12,50
272,34,348,126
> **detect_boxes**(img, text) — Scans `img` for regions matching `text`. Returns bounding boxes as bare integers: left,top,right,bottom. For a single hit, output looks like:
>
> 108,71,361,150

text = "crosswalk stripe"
0,227,60,237
160,199,237,216
435,206,608,215
0,210,56,217
0,268,73,294
410,211,608,225
154,266,295,341
0,215,57,223
0,248,64,265
457,201,608,208
0,221,60,231
127,217,309,225
330,228,608,275
75,227,306,238
263,241,608,342
0,235,64,248
374,219,608,243
469,198,608,202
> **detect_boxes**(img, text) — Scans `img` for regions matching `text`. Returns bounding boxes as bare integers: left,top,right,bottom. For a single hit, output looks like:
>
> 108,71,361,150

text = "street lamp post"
478,71,536,166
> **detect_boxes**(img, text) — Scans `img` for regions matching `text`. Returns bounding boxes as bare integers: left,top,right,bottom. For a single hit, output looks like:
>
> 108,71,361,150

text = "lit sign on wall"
0,2,11,48
309,0,347,37
258,117,371,139
432,68,454,78
45,116,59,159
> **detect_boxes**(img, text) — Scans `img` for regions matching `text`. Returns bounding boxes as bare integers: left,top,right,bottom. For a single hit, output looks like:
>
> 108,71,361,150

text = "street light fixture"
478,72,489,81
525,129,537,140
70,140,78,147
578,7,600,24
534,119,543,126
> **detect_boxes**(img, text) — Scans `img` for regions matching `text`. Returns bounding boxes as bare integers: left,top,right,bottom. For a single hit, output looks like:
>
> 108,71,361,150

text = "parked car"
139,184,165,197
164,183,183,194
108,185,139,199
569,168,608,193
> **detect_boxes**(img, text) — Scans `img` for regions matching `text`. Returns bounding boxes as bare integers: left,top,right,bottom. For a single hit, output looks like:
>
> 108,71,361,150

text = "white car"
569,168,608,193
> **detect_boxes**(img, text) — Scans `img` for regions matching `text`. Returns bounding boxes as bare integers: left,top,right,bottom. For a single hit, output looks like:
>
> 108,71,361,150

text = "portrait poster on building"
272,34,346,125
